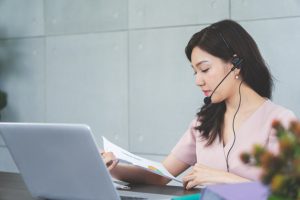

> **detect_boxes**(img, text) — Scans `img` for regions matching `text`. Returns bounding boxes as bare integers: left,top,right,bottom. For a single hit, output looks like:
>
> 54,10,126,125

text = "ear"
234,67,241,76
231,54,244,69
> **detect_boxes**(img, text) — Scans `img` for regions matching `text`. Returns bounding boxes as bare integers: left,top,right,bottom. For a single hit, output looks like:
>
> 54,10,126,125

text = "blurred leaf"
241,120,300,199
0,90,7,110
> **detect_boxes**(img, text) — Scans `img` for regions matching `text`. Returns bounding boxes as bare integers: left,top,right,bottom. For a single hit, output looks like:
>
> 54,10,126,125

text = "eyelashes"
193,68,209,75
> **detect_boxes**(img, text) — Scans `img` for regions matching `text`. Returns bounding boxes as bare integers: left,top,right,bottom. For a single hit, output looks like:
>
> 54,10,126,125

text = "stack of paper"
102,137,181,183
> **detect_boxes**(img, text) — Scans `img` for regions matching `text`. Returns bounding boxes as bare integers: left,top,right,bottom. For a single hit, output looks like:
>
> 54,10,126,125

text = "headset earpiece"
231,55,244,69
211,28,244,70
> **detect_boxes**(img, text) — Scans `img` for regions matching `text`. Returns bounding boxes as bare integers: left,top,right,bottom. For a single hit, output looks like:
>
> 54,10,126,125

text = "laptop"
0,123,176,200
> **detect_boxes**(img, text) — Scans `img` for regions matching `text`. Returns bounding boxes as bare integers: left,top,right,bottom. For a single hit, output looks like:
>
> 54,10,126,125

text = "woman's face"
191,47,238,103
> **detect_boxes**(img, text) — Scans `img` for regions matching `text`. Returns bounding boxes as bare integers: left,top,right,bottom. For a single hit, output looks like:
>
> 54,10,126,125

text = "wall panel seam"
127,0,131,151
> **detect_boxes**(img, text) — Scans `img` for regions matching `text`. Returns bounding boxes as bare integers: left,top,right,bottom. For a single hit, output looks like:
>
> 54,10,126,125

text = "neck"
225,82,266,114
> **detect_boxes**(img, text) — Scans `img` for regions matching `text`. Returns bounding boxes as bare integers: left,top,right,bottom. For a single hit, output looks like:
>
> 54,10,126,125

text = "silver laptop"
0,123,152,200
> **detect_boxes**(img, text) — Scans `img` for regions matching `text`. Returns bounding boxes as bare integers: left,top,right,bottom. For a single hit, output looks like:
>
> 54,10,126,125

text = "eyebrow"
191,60,209,69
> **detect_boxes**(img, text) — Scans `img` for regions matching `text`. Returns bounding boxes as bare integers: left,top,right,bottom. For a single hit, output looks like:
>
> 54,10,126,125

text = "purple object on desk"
201,182,270,200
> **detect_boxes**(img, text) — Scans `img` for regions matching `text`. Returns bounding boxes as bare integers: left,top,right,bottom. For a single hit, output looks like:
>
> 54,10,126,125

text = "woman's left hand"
182,163,225,189
182,163,249,190
100,151,119,171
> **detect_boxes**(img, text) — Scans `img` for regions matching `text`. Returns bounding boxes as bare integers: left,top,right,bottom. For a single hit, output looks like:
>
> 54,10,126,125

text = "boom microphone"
203,66,237,105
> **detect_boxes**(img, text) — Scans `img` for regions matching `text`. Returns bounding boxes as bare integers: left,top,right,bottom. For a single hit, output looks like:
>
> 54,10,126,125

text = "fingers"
182,178,188,189
107,159,119,171
183,175,197,190
101,151,117,160
184,163,225,188
182,164,208,190
186,180,197,190
101,151,118,170
182,174,195,190
182,174,195,183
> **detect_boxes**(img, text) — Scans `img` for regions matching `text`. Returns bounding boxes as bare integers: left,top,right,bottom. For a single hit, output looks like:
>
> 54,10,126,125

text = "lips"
203,90,211,97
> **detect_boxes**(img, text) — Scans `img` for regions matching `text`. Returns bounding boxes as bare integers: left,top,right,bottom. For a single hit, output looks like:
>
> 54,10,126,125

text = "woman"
102,19,296,189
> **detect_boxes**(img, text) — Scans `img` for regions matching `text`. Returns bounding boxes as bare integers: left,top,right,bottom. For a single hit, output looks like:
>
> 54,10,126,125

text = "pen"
113,182,131,190
115,184,131,190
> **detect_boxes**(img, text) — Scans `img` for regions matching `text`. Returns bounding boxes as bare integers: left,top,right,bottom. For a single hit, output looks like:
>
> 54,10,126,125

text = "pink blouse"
171,100,297,180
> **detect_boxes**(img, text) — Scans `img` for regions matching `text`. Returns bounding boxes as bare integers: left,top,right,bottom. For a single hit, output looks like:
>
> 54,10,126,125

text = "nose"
195,73,205,87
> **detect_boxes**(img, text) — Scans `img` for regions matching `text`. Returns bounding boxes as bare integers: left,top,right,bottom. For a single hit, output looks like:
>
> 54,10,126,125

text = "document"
102,137,181,182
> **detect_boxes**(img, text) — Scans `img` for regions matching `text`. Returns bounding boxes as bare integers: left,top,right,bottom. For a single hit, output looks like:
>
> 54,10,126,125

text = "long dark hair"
185,19,273,146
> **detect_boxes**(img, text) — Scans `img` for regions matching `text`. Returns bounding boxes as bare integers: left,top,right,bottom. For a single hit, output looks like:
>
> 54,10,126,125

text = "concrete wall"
1,0,300,172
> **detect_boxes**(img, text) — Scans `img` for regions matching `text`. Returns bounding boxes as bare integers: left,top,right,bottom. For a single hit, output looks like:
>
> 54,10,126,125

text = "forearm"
183,163,254,190
110,163,171,185
214,171,251,184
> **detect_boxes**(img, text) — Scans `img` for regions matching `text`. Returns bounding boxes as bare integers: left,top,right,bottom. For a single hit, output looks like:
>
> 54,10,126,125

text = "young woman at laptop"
102,19,296,190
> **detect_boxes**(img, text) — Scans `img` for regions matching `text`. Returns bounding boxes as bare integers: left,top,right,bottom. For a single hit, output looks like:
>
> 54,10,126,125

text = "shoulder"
188,117,202,136
170,118,201,166
189,117,201,128
174,117,202,143
262,100,297,127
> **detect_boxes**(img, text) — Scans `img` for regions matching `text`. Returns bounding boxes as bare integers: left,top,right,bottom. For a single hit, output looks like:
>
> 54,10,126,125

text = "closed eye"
201,68,209,73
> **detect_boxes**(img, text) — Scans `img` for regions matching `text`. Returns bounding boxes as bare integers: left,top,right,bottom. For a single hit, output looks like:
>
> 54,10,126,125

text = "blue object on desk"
201,182,269,200
172,193,201,200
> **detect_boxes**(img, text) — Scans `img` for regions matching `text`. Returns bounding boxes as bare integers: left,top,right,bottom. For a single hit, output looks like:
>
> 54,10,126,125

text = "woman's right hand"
101,151,119,171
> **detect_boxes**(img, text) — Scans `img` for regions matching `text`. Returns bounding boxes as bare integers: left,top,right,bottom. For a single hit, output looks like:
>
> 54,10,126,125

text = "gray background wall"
0,0,300,172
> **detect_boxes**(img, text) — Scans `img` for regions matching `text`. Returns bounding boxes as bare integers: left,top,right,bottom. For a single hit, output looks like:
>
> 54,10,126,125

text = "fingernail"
106,160,113,167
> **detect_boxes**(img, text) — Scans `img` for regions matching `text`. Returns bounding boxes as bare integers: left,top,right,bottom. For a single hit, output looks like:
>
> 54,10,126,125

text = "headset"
208,26,244,172
216,28,244,69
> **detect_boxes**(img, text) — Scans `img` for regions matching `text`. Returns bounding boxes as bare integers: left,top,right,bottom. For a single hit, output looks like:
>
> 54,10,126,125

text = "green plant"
0,90,7,119
0,90,7,110
241,120,300,200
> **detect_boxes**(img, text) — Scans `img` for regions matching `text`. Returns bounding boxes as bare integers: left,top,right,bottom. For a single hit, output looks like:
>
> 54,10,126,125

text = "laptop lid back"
0,123,120,200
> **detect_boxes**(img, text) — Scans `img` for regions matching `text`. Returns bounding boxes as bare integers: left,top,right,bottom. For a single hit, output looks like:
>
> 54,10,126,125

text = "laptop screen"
0,123,120,200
